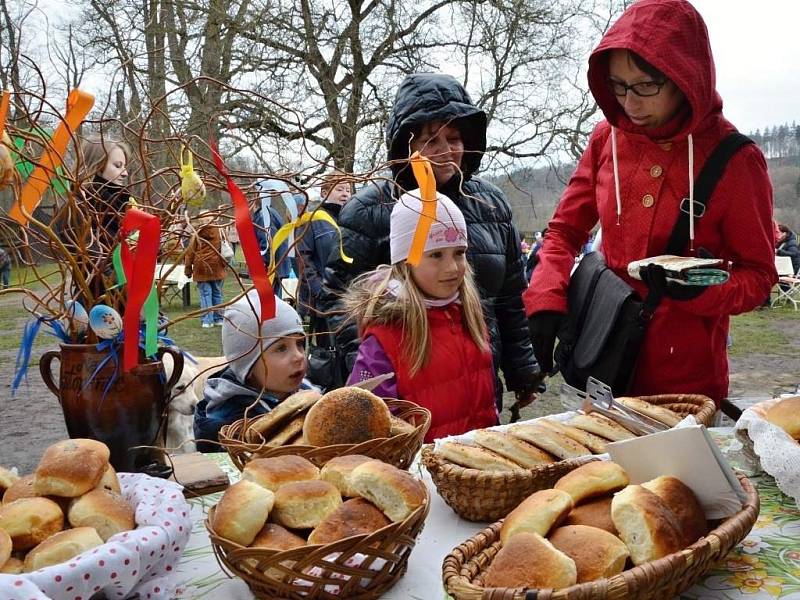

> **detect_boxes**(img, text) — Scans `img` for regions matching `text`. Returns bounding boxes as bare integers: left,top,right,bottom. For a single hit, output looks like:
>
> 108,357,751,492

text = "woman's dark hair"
629,51,666,82
779,223,790,234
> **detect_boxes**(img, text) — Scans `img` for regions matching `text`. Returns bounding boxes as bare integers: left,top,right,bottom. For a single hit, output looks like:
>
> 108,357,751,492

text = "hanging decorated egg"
89,304,123,339
180,146,206,208
63,299,89,337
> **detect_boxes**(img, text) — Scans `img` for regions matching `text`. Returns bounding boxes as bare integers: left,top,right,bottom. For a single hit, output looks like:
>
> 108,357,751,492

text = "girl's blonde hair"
344,260,488,375
78,135,131,180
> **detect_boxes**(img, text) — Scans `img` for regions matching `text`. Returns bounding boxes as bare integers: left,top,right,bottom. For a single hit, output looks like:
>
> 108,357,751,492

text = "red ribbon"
119,208,161,371
210,141,275,322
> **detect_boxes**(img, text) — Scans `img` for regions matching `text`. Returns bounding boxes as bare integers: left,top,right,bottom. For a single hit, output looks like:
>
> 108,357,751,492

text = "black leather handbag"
306,318,347,392
554,133,753,395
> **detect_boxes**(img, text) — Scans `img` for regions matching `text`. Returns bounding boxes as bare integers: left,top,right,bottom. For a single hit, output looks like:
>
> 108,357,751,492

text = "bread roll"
303,388,391,446
96,465,121,493
272,480,342,529
483,532,577,589
390,415,415,437
70,438,112,464
23,527,104,572
211,480,275,546
2,475,36,504
250,523,306,551
68,489,135,541
474,429,555,468
242,455,320,492
567,413,636,441
319,455,375,497
549,525,629,583
308,498,391,545
564,496,617,535
641,476,706,546
615,397,682,427
0,527,10,569
0,467,19,493
509,424,592,460
500,489,573,544
267,414,307,446
349,461,426,522
34,440,107,497
0,497,64,551
246,390,321,441
611,484,683,565
0,557,23,574
437,442,521,471
537,419,608,454
554,461,629,504
765,396,800,440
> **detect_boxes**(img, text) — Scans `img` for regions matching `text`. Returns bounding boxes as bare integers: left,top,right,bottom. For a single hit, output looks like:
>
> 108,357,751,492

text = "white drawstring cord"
688,133,694,250
611,127,622,225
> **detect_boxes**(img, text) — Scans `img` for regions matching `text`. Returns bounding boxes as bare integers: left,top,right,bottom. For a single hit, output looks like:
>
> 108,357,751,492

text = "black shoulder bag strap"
640,132,754,318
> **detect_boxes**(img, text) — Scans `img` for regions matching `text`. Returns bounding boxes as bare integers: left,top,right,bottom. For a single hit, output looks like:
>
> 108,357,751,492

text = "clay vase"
39,344,184,473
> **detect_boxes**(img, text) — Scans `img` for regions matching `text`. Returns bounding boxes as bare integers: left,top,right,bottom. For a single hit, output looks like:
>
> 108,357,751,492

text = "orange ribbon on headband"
10,89,95,225
406,152,437,266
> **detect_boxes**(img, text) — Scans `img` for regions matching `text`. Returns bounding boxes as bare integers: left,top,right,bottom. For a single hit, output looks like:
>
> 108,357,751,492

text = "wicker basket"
421,393,717,522
443,472,759,600
206,493,430,599
219,399,431,471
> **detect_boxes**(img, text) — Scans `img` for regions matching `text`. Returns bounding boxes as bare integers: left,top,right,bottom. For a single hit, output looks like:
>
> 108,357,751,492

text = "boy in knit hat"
193,290,316,452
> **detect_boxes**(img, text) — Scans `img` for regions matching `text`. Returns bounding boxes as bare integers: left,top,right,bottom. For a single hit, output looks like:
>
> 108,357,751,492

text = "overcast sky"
690,0,800,133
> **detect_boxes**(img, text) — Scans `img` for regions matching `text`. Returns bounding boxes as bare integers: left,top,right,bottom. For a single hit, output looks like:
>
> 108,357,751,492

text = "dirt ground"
2,293,799,475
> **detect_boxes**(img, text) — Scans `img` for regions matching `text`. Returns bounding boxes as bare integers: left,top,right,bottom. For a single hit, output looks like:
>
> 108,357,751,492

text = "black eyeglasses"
606,78,667,98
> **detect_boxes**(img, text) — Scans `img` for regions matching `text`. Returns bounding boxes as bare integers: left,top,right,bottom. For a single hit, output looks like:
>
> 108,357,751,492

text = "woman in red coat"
525,0,777,406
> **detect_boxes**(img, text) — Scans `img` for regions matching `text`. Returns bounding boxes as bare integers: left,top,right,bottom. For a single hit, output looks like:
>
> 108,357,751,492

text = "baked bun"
0,557,23,574
272,480,342,529
212,480,275,546
615,397,682,427
242,455,320,492
349,461,426,522
0,497,64,550
611,484,683,565
67,489,135,541
549,525,629,583
641,476,706,546
246,390,322,442
0,467,20,493
308,498,391,545
267,414,306,446
0,527,11,568
70,438,112,463
500,489,573,544
567,414,635,442
483,532,577,589
96,465,121,493
34,440,107,497
319,455,375,497
765,396,800,439
23,527,104,572
250,523,306,551
474,429,555,468
564,496,617,535
437,442,520,471
509,424,591,460
303,388,391,446
3,474,36,504
390,415,415,437
537,419,609,454
554,461,629,504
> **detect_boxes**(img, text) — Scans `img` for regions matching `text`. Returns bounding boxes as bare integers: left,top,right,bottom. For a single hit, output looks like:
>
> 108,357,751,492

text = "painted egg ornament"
88,304,123,339
63,299,89,337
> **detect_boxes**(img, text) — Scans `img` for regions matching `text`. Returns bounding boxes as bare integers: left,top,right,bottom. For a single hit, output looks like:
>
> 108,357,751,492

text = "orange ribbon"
0,90,9,136
9,89,95,225
406,152,438,266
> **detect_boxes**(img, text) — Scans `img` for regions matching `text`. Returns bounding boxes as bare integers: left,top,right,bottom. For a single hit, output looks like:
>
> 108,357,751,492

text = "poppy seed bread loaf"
303,387,391,446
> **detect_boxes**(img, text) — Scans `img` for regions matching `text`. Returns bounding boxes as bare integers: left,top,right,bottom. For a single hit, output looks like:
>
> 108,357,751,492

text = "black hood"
386,73,487,190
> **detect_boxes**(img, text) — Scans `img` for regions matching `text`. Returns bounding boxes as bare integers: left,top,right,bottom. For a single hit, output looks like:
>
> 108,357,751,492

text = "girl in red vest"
344,191,498,441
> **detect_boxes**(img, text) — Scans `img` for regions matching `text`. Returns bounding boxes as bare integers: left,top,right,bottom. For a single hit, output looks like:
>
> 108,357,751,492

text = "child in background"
194,291,316,451
344,192,498,442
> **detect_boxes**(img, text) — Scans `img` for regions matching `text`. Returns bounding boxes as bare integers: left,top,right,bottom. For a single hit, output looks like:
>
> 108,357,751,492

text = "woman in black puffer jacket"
319,73,542,407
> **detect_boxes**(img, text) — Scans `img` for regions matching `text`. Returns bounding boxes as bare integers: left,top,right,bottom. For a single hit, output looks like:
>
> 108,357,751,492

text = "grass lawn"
728,304,800,356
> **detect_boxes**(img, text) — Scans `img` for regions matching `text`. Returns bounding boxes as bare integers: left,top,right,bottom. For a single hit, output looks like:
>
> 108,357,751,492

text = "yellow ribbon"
180,145,206,207
406,152,438,266
269,209,352,281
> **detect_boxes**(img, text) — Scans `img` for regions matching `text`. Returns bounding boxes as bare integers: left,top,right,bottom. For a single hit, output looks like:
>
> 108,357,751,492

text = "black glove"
527,311,565,376
639,263,706,301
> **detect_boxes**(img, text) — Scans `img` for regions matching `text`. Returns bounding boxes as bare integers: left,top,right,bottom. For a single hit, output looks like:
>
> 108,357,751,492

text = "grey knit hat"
222,290,305,382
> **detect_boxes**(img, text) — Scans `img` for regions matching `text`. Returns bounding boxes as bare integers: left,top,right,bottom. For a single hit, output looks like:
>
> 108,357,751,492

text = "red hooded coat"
523,0,777,405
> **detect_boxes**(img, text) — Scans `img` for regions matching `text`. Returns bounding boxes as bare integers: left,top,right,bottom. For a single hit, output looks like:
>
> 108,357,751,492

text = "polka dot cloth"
0,473,191,600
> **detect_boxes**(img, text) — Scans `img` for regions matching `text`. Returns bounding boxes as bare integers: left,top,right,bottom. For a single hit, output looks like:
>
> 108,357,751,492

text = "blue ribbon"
12,316,73,395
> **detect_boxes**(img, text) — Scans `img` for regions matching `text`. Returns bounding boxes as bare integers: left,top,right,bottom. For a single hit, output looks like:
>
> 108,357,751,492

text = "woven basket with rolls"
442,472,759,600
221,398,431,471
422,394,716,522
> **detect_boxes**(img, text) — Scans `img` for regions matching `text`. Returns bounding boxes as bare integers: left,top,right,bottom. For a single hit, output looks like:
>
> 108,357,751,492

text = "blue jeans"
197,280,223,325
0,265,9,289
